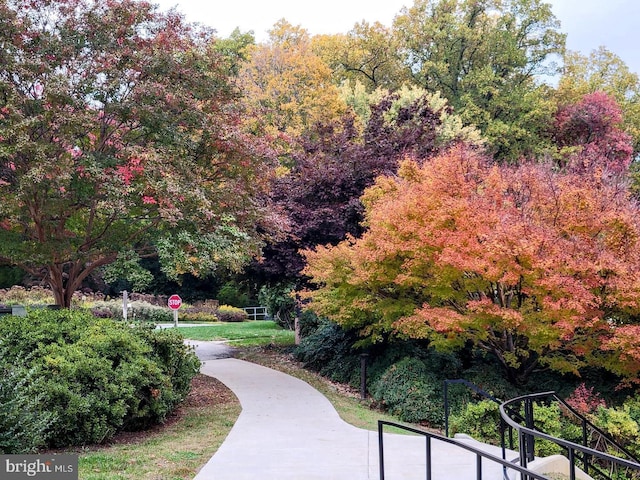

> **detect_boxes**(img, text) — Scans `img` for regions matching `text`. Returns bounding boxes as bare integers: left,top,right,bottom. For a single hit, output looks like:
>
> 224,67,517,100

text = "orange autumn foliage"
303,145,640,384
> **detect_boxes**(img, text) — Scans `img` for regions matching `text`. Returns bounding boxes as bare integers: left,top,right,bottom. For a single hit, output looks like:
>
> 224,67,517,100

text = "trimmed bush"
181,300,219,323
0,309,199,450
216,305,248,322
370,357,443,425
181,311,218,322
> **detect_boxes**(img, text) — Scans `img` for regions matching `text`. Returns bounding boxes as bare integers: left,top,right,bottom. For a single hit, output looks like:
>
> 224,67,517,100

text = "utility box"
11,305,27,317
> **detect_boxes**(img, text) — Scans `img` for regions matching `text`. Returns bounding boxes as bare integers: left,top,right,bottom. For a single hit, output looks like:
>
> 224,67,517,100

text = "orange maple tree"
303,145,640,384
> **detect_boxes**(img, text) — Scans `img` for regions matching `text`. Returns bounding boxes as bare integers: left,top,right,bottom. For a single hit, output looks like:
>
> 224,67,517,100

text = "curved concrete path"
191,347,518,480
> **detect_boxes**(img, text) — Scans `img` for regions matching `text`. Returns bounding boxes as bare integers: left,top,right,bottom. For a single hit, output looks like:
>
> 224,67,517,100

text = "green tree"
213,27,256,77
312,22,409,92
392,0,565,160
0,0,281,307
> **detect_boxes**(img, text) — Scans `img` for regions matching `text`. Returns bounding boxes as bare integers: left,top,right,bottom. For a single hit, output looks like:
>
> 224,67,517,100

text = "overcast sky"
153,0,640,76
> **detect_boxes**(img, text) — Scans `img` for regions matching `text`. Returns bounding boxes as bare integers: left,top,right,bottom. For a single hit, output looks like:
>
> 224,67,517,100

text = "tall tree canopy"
392,0,564,160
0,0,282,307
554,91,633,174
312,22,408,92
238,20,347,141
303,145,640,385
252,88,480,285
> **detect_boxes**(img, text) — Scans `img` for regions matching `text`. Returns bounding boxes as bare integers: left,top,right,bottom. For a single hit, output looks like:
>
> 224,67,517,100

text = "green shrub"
216,305,248,322
594,406,640,457
0,266,24,289
294,320,362,386
461,361,520,401
0,309,199,450
0,365,54,453
216,281,250,307
450,400,585,457
182,300,219,323
449,399,503,444
129,301,174,323
131,325,201,425
370,357,443,425
258,282,295,329
180,311,218,322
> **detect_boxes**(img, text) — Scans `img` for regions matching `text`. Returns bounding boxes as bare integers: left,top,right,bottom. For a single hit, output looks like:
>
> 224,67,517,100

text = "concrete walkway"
192,348,519,480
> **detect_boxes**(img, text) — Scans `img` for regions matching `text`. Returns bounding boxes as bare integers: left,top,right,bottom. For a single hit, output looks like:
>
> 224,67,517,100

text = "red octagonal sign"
168,294,182,310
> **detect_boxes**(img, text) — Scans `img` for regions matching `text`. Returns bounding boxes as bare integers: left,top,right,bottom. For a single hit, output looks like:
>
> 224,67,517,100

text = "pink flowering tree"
0,0,281,307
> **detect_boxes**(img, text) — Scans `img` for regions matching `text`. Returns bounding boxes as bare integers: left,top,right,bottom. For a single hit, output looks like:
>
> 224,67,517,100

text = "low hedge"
0,309,200,452
216,305,248,322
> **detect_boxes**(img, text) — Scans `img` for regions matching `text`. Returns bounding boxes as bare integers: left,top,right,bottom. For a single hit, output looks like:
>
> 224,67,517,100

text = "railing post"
426,436,432,480
444,381,450,437
581,417,590,476
378,421,385,480
568,447,576,480
524,399,535,462
519,429,529,480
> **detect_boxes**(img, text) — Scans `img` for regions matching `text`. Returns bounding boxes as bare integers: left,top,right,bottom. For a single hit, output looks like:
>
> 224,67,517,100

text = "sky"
153,0,640,76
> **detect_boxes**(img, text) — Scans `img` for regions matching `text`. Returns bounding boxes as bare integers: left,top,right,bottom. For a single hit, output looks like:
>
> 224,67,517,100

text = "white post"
122,290,128,321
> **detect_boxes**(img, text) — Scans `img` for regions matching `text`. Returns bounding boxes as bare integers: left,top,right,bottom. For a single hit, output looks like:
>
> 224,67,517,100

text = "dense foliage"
0,0,283,307
2,0,640,458
303,142,640,384
0,309,199,452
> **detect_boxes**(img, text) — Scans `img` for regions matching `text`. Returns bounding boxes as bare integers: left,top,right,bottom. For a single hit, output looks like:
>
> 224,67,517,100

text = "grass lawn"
178,320,296,346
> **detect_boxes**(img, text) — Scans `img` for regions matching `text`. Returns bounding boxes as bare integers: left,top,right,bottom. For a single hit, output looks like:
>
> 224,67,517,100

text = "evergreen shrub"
0,309,199,450
294,320,362,385
370,357,443,425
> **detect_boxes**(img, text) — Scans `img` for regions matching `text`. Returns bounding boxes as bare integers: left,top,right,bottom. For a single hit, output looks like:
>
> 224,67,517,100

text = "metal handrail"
444,378,521,469
444,379,502,437
500,392,640,480
379,420,551,480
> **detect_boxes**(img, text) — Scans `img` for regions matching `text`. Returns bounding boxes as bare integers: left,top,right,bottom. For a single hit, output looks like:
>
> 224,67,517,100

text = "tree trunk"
47,260,97,308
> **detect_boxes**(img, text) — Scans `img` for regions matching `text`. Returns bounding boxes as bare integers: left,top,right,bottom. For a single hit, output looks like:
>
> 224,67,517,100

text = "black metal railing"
444,379,525,466
379,420,551,480
501,392,640,480
444,379,504,437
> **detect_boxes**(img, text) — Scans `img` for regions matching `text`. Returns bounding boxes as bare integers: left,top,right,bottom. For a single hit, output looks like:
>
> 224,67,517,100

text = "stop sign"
168,294,182,310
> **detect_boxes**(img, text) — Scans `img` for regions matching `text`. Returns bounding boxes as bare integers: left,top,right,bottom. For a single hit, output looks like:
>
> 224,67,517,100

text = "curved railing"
378,420,551,480
500,391,640,480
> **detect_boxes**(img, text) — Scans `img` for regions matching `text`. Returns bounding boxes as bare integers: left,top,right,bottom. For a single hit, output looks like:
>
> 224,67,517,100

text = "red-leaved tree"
555,91,634,175
304,145,640,384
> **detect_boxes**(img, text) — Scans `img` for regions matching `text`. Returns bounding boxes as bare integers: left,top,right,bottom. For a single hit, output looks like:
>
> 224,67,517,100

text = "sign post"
122,290,128,321
168,294,182,327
